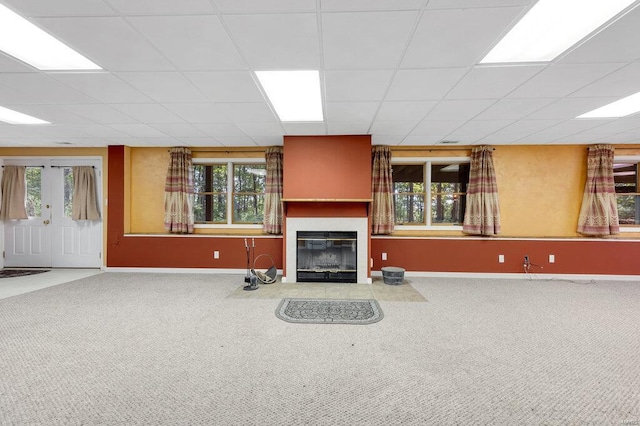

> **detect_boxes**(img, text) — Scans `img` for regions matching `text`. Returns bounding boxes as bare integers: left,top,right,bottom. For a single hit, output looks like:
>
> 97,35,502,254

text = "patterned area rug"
276,298,383,325
0,269,50,279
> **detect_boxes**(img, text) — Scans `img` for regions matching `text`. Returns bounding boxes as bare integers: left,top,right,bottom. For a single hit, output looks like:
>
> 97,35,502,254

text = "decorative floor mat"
276,298,383,325
0,269,50,279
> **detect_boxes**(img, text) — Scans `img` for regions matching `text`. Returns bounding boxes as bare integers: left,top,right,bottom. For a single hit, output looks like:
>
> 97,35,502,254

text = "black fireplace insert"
296,231,357,283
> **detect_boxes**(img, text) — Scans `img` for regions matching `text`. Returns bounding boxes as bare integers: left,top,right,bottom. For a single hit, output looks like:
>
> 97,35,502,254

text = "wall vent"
436,140,459,144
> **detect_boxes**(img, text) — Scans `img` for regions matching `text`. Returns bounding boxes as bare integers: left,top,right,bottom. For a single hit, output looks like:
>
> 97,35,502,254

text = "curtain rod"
170,149,267,153
50,165,95,168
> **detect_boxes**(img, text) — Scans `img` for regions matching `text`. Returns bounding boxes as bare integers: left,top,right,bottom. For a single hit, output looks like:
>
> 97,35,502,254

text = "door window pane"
25,167,42,217
64,168,73,218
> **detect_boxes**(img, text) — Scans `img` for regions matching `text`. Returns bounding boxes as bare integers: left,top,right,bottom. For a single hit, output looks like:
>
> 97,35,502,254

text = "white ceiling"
1,0,640,148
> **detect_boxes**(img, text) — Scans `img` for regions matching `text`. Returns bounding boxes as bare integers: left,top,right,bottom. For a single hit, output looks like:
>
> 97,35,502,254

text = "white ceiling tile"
526,98,619,120
60,104,140,123
445,120,514,140
325,70,394,102
177,137,223,147
322,11,418,69
401,7,524,68
326,121,371,135
426,0,531,8
321,0,423,11
108,123,169,137
376,101,436,121
488,120,561,137
568,63,640,99
35,17,175,71
128,16,245,71
400,135,443,145
590,132,640,144
559,5,640,64
215,0,317,13
163,103,231,123
193,123,249,137
184,72,264,102
149,123,207,138
224,14,320,69
51,73,151,103
0,53,38,72
106,0,215,15
217,103,278,123
325,102,379,122
117,73,207,103
0,84,55,105
109,104,185,124
423,99,496,121
63,124,131,138
579,117,640,134
410,120,466,138
447,65,544,99
474,98,558,120
372,134,405,145
386,68,468,101
235,122,284,138
283,123,327,135
209,136,258,147
2,0,115,17
508,63,626,99
369,120,418,135
252,135,284,146
0,73,98,104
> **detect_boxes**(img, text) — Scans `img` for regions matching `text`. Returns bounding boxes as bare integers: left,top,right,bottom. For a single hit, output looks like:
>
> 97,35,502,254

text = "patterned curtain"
263,147,283,234
577,144,619,236
164,147,194,234
463,146,501,236
0,165,28,220
371,146,394,234
72,166,100,221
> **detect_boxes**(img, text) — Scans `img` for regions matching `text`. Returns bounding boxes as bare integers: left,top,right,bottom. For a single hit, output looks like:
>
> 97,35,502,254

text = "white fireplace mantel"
284,217,370,284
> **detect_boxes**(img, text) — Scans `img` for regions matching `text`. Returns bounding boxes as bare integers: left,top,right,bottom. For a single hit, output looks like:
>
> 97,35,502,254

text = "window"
193,161,265,226
392,160,470,228
63,167,73,218
614,161,640,226
25,166,41,217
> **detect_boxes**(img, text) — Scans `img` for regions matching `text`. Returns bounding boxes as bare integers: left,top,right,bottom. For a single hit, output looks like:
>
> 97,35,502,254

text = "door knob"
43,220,50,225
46,204,50,208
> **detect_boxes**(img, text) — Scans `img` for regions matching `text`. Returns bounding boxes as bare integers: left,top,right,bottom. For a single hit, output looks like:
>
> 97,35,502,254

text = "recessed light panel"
0,3,101,70
481,0,637,64
255,70,324,122
0,106,50,124
577,91,640,118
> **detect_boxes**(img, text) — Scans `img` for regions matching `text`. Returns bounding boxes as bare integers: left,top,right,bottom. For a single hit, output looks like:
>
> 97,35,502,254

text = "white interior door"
3,158,102,268
50,163,102,268
4,164,52,268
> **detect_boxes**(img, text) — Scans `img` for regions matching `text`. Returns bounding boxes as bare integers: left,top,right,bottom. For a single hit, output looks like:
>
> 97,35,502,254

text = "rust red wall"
283,135,371,200
371,237,640,275
107,146,282,269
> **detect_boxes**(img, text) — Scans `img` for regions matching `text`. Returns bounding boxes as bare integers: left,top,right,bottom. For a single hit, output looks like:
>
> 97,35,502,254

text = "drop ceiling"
1,0,640,148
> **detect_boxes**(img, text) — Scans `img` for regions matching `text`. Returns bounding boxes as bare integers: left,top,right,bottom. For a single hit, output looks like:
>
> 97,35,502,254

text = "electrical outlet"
524,255,529,264
498,254,504,263
549,254,555,263
382,252,387,261
214,251,219,259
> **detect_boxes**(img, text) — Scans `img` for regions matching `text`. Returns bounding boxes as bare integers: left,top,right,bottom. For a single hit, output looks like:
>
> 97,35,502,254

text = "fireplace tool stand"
243,238,258,291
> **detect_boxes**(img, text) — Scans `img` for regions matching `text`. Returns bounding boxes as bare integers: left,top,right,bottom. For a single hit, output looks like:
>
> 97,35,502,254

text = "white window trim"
392,156,471,231
614,155,640,232
193,157,265,229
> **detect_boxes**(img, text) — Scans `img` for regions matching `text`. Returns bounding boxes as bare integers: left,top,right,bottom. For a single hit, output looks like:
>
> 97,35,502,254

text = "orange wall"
130,148,168,233
283,135,372,200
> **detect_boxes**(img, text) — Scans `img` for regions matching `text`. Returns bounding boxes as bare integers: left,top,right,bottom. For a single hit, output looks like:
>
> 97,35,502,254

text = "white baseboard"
371,270,640,281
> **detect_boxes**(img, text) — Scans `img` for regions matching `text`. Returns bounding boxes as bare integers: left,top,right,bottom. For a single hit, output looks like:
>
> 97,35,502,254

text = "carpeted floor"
0,269,50,278
0,273,639,425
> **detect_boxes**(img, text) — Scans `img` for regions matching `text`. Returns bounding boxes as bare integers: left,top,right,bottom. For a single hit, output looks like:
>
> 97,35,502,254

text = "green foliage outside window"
25,167,41,217
233,164,265,224
193,164,228,223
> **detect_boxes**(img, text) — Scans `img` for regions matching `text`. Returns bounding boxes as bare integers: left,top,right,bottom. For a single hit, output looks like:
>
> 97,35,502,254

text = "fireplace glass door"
297,231,357,283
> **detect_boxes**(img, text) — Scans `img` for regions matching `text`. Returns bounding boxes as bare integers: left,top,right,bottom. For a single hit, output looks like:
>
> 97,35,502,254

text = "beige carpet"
1,273,639,425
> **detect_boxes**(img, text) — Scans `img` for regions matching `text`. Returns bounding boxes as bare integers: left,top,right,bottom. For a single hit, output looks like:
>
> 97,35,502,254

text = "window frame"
392,156,471,231
193,158,265,229
614,155,640,232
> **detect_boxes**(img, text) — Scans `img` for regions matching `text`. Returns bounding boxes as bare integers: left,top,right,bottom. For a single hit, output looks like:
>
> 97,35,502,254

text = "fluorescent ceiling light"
481,0,637,63
0,106,50,124
0,3,101,70
255,70,323,122
577,91,640,118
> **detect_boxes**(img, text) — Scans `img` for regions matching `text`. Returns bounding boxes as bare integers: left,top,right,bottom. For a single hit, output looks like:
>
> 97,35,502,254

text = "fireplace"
297,231,357,283
285,217,370,284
